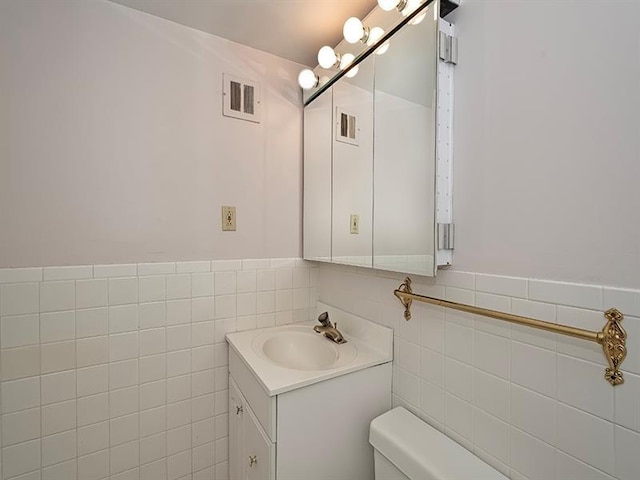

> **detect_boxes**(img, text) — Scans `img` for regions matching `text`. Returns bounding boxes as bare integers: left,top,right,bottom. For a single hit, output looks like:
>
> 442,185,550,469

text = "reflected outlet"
350,214,359,234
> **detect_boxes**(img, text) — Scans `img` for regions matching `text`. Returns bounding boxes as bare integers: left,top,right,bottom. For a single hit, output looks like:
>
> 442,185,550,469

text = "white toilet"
370,407,508,480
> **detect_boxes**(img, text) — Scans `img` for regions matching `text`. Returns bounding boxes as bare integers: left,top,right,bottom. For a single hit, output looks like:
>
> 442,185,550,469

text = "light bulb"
297,69,319,90
318,46,339,69
345,65,359,78
366,26,390,55
401,0,421,17
339,53,355,71
410,11,427,25
343,17,365,44
377,0,401,11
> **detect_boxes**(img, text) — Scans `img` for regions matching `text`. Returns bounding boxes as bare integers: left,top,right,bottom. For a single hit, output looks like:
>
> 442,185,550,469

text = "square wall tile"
140,432,166,465
214,272,236,295
473,408,509,464
40,281,75,312
140,406,166,438
2,407,41,446
109,332,139,362
42,399,76,436
615,372,640,433
78,449,109,480
166,274,191,300
192,297,214,322
1,376,40,413
192,273,214,298
2,438,41,479
110,359,139,390
77,364,109,397
236,271,256,293
1,314,39,348
474,330,510,379
110,440,139,475
40,310,75,343
40,341,76,374
77,336,108,368
139,354,167,384
77,393,109,427
511,341,555,398
109,304,139,333
110,386,139,418
41,370,76,405
2,345,40,380
42,429,76,467
615,426,640,480
510,384,555,445
139,276,165,303
444,393,473,440
1,283,40,316
557,354,613,420
510,427,556,480
556,403,614,475
76,307,108,338
473,370,510,421
78,421,109,456
257,270,275,291
76,279,108,309
167,299,191,326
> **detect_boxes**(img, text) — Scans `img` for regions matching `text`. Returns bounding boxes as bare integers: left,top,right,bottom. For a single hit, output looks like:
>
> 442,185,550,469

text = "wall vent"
223,74,261,123
335,107,359,146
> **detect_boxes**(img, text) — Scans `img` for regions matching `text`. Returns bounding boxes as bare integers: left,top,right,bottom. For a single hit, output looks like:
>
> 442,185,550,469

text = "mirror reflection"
303,0,443,276
373,1,437,275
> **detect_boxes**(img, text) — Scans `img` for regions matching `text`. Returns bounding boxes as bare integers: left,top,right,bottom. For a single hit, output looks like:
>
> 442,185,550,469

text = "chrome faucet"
313,312,347,344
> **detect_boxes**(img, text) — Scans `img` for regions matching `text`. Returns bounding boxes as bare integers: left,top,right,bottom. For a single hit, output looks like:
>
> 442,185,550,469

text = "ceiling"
110,0,378,66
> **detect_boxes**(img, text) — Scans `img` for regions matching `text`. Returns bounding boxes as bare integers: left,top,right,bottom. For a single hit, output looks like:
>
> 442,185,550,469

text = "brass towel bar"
394,277,628,386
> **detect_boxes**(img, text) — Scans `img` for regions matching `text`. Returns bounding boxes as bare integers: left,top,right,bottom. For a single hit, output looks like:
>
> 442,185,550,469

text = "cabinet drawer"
229,347,277,441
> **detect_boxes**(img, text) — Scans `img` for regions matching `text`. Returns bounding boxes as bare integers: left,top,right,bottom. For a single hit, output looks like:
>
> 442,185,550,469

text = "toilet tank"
370,407,508,480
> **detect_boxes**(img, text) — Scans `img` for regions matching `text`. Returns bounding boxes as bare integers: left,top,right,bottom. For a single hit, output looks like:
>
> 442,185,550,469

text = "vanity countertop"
226,302,393,396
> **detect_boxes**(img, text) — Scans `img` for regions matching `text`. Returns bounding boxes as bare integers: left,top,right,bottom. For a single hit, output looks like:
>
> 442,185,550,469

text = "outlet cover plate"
222,206,236,231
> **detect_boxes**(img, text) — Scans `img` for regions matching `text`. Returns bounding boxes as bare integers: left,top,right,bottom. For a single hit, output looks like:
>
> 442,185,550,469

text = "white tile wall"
318,265,640,480
0,259,318,480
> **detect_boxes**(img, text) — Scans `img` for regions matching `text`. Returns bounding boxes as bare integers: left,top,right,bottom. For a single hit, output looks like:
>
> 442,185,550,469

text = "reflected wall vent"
223,74,261,123
335,107,359,146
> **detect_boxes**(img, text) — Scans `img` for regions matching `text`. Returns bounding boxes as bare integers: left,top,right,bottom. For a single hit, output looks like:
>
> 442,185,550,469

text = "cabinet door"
243,405,275,480
229,378,245,480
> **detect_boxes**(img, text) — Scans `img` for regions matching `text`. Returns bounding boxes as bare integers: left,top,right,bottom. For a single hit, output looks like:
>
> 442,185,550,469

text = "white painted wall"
0,0,304,268
447,0,640,289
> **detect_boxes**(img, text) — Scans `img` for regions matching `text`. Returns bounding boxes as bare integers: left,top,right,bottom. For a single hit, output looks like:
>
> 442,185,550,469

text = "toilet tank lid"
370,407,508,480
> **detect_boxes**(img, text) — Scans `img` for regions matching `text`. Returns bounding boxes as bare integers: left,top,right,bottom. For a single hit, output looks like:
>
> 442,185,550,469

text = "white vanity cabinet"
228,349,392,480
227,303,393,480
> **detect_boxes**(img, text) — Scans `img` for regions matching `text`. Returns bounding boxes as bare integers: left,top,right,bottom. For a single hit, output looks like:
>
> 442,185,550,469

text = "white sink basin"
227,303,393,395
251,326,357,371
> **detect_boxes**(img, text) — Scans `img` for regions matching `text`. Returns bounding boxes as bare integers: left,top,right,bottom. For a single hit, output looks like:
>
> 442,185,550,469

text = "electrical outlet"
350,214,359,234
221,206,236,231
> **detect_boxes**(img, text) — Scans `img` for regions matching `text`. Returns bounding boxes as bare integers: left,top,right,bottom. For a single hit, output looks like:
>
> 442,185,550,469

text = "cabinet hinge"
438,223,455,250
439,32,458,65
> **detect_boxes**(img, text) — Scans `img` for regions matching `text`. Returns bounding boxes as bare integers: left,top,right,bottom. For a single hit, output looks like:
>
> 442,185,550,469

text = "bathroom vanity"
227,303,392,480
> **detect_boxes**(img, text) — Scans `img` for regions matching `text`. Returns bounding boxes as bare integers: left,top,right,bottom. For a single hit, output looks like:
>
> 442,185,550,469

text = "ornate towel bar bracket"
394,277,627,386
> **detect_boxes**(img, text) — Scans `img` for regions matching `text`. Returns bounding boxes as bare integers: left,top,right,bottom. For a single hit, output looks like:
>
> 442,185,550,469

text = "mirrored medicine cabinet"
303,0,457,277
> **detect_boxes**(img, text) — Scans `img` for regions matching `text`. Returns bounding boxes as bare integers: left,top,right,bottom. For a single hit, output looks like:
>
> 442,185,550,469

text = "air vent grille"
223,74,261,123
335,107,359,146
